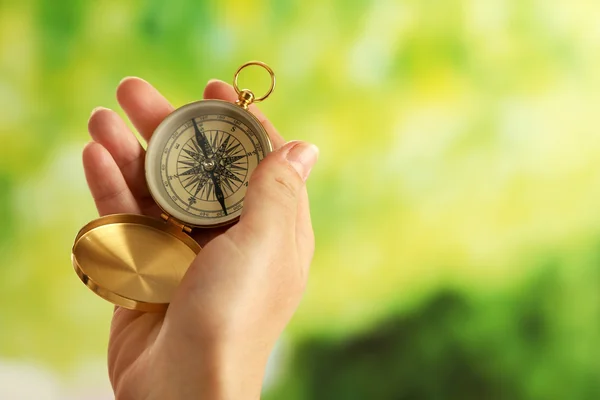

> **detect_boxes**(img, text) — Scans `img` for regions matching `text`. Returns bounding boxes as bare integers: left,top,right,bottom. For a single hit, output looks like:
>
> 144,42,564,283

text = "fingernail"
207,78,224,86
90,106,110,117
286,142,319,181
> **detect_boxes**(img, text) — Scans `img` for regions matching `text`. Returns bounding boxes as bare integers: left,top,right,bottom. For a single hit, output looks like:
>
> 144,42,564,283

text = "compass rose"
176,127,249,211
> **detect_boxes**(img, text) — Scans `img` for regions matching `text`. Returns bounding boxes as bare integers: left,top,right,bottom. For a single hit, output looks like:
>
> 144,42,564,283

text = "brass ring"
233,61,276,103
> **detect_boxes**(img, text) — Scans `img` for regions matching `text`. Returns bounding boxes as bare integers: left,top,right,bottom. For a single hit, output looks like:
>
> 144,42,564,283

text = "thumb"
237,140,319,237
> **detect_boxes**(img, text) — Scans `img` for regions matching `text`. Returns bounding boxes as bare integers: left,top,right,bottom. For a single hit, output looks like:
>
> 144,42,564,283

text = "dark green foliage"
270,265,600,400
290,292,518,400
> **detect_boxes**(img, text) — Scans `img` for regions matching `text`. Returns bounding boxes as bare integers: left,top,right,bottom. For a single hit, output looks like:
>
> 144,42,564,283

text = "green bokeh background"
2,0,600,398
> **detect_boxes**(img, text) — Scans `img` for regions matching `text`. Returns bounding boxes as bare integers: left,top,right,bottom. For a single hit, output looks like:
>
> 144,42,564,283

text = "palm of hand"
83,77,286,398
105,214,227,397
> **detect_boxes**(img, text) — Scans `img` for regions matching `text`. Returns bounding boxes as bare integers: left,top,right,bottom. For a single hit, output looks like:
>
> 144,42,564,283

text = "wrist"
149,335,271,400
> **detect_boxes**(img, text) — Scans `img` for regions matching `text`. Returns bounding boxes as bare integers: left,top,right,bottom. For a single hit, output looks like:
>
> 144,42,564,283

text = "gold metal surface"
235,89,255,110
233,61,276,106
160,213,193,233
72,214,201,312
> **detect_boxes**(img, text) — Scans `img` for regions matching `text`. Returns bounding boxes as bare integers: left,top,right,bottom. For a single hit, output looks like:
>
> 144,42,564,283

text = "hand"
83,78,319,399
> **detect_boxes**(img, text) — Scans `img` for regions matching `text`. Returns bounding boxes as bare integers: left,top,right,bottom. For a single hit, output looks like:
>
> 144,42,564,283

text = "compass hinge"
161,213,192,233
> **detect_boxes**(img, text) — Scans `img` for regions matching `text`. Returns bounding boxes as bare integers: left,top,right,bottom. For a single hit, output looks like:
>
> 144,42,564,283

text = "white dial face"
146,100,271,227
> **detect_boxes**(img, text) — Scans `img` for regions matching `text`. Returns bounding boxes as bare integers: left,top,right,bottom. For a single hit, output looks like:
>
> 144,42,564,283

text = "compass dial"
163,117,257,217
146,100,272,227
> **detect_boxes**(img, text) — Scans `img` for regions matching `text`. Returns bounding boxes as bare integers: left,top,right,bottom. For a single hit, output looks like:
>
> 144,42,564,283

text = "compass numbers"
160,114,266,220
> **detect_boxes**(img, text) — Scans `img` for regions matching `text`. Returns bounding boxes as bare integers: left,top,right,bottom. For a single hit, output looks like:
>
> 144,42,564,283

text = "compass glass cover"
146,100,271,227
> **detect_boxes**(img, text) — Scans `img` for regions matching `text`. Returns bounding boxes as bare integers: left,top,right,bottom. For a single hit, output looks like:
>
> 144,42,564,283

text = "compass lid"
71,214,201,312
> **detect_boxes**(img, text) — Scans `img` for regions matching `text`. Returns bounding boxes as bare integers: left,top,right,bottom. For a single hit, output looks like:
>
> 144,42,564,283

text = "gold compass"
72,61,276,312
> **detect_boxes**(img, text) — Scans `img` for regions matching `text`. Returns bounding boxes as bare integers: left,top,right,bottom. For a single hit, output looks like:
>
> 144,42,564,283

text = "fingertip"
206,78,227,86
275,140,315,155
82,140,100,155
203,79,235,101
118,75,147,88
116,76,149,104
90,106,110,117
270,141,319,181
87,106,115,134
82,141,107,167
115,76,174,140
119,76,139,86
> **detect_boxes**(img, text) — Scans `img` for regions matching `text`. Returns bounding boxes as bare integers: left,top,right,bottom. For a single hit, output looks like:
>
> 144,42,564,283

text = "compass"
146,98,271,227
71,61,276,312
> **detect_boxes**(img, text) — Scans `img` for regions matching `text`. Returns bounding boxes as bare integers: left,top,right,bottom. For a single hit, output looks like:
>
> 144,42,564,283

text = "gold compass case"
72,61,276,312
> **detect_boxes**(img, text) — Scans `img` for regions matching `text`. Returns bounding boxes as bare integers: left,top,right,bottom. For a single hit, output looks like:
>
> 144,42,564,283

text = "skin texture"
83,78,318,399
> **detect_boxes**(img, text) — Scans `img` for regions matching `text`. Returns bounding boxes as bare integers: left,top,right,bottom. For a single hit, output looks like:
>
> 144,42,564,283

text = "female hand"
83,77,318,399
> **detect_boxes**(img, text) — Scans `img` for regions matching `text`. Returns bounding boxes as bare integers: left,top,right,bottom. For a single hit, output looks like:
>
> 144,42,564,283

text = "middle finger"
117,77,175,142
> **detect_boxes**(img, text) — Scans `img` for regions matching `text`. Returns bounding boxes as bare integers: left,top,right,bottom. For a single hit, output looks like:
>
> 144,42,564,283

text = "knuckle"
273,173,299,201
250,159,303,202
94,187,128,205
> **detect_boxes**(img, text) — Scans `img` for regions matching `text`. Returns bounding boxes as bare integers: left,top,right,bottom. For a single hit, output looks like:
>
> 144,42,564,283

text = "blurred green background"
1,0,600,398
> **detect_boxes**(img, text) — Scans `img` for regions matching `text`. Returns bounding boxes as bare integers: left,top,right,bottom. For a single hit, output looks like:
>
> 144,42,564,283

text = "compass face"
146,100,272,227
